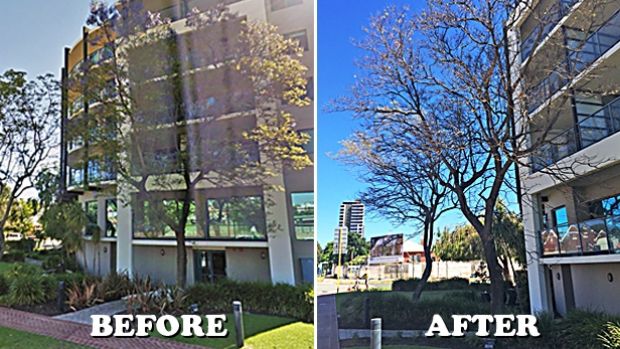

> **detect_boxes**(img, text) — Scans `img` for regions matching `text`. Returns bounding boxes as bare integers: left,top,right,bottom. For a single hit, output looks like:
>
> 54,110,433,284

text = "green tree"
3,198,37,237
433,201,524,284
344,232,369,263
320,242,334,263
433,225,483,262
40,201,89,269
0,70,59,258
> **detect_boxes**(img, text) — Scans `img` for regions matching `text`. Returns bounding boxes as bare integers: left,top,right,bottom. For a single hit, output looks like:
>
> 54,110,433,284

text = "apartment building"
511,0,620,315
338,200,365,237
59,0,314,286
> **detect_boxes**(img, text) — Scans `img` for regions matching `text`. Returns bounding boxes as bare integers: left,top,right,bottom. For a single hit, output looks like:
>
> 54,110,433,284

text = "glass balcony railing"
527,66,568,113
568,9,620,73
540,216,620,257
532,96,620,172
521,0,578,62
531,126,578,172
527,9,620,113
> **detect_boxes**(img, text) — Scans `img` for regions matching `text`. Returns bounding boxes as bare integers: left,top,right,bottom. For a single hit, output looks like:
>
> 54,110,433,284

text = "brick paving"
0,306,209,349
317,295,340,349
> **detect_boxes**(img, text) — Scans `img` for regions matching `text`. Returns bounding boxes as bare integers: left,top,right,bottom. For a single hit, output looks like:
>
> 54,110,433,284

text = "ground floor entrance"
194,250,227,283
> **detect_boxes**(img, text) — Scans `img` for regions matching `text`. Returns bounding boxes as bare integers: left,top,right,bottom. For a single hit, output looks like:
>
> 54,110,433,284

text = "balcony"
67,160,116,189
540,216,620,257
532,95,620,172
521,0,579,62
526,8,620,113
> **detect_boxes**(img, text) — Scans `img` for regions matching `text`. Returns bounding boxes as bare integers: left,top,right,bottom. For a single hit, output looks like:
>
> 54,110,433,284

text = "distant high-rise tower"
338,200,365,237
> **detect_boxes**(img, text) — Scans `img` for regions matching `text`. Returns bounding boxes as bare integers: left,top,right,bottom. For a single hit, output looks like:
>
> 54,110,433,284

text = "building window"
306,77,314,101
69,167,84,187
291,192,313,240
284,30,309,51
85,201,98,236
270,0,302,11
299,257,314,284
206,196,266,240
133,198,201,239
105,199,118,238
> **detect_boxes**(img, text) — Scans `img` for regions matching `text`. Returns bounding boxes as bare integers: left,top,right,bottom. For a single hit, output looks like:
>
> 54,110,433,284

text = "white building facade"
511,0,620,315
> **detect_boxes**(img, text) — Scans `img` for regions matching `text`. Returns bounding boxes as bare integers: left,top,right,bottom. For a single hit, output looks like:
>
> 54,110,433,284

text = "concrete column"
97,196,107,235
116,196,133,275
265,174,296,285
523,193,552,314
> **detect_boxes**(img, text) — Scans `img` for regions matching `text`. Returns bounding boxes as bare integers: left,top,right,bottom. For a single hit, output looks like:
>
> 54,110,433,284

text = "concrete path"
54,299,126,325
317,295,340,349
0,306,207,349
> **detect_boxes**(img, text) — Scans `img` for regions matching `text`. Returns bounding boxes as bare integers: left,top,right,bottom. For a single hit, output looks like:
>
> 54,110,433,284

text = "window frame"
270,0,303,12
205,195,267,241
290,191,314,240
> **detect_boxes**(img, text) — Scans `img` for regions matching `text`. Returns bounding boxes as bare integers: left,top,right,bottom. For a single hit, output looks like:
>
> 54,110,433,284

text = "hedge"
338,291,491,330
392,277,488,292
184,279,313,322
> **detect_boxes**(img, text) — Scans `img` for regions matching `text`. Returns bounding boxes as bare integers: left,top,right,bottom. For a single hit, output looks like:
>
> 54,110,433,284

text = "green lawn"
0,327,91,349
153,313,313,349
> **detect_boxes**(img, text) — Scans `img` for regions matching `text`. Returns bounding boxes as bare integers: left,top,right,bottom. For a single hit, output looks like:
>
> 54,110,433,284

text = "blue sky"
316,0,468,245
0,1,92,79
0,1,92,199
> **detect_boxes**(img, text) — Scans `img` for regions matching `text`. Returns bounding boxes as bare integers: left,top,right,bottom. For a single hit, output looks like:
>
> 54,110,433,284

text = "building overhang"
540,253,620,265
132,239,269,248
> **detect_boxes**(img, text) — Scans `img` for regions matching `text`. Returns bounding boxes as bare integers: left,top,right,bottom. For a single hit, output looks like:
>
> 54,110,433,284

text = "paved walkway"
0,306,207,349
54,299,126,325
317,295,340,349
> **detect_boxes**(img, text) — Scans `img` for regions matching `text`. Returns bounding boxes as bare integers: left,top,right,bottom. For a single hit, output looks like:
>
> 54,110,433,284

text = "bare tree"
339,130,453,300
70,1,311,286
0,70,59,258
334,0,612,312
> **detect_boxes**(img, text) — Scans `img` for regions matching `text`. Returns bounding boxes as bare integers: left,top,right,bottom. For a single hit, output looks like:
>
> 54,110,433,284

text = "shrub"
5,239,36,253
338,291,490,330
4,263,43,278
600,322,620,349
2,250,25,262
184,279,313,322
42,254,65,273
514,270,530,313
53,272,88,289
125,275,157,315
151,286,187,316
101,271,132,301
501,310,620,349
8,274,47,306
0,274,9,296
66,280,103,311
392,277,480,292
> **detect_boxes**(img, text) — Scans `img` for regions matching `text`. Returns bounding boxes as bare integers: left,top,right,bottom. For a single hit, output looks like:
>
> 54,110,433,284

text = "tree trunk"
0,227,5,261
481,234,505,313
175,230,187,288
0,192,17,261
413,245,434,301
